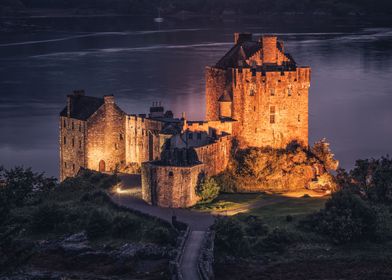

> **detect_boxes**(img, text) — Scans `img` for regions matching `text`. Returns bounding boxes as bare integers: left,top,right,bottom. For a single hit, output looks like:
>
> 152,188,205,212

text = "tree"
196,175,220,204
0,166,56,207
311,138,339,171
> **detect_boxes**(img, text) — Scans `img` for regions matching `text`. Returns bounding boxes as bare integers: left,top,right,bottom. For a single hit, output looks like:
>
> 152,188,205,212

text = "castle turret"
218,90,232,119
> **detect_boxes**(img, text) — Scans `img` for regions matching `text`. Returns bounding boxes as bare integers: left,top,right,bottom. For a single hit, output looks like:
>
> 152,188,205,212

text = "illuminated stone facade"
206,33,310,148
59,33,311,207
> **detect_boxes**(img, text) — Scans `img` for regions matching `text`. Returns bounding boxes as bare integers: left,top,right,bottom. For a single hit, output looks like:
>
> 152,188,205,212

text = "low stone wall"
194,135,232,176
198,230,215,280
170,225,190,280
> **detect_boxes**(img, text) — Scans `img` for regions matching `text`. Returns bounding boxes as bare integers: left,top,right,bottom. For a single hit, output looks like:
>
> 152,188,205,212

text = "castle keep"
60,33,311,207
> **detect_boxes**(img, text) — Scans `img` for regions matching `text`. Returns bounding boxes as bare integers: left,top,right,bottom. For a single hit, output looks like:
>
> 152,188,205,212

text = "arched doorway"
99,160,106,172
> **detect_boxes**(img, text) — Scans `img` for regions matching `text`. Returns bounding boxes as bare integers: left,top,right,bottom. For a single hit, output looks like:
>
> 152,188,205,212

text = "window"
63,119,66,128
298,114,301,122
119,133,123,141
115,143,118,150
79,140,82,149
64,136,67,145
72,122,74,130
270,88,275,96
197,132,202,140
72,138,75,147
189,132,193,140
270,106,276,124
288,88,292,96
168,171,174,177
64,162,67,168
254,106,256,112
72,164,75,171
79,124,82,132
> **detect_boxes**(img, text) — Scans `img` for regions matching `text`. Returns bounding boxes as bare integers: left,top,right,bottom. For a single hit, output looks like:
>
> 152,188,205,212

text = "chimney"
261,35,277,64
73,89,85,96
67,95,72,117
104,94,115,104
234,32,252,44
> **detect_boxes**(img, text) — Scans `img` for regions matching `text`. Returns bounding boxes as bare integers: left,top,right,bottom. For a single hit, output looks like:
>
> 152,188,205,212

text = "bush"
86,210,112,239
242,215,269,236
31,203,65,233
112,215,140,238
214,171,238,193
196,176,220,204
145,226,174,245
254,227,296,252
301,190,378,244
212,217,248,256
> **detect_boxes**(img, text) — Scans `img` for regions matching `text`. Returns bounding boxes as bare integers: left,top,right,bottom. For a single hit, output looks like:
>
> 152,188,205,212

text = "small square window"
270,115,275,124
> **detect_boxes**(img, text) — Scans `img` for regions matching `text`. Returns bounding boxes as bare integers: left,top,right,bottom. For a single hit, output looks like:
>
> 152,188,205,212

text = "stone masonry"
60,33,311,207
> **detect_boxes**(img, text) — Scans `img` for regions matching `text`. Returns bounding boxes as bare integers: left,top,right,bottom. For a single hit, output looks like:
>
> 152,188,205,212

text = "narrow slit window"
72,138,75,147
64,136,67,145
270,106,276,124
270,88,275,96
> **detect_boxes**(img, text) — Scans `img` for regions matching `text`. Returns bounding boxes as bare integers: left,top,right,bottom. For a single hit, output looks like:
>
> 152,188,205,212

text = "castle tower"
206,33,311,148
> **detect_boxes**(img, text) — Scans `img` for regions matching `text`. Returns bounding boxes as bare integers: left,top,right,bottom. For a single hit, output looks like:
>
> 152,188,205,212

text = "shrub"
112,215,140,238
145,226,174,245
86,210,112,239
242,215,269,236
212,217,248,256
254,227,296,252
196,176,220,204
31,203,65,233
301,190,378,244
214,171,238,193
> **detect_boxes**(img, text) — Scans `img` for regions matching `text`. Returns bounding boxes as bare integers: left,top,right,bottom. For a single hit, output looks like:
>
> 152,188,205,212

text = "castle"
59,33,311,208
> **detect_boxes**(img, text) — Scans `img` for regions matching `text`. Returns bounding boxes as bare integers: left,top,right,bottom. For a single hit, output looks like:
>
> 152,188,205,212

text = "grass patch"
193,193,262,211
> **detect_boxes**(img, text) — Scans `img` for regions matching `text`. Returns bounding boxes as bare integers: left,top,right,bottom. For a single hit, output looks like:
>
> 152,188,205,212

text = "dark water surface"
0,16,391,178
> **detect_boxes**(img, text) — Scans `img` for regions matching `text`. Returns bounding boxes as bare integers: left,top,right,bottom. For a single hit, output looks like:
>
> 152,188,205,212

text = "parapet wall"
194,135,232,176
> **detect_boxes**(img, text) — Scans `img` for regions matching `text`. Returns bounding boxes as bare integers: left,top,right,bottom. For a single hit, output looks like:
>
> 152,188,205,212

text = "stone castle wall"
205,67,229,121
141,162,204,208
206,66,310,149
59,117,87,181
194,135,232,176
125,116,165,166
85,96,126,173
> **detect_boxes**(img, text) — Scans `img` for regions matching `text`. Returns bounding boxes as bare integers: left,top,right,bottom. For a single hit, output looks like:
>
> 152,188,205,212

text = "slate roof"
60,95,104,121
215,38,296,70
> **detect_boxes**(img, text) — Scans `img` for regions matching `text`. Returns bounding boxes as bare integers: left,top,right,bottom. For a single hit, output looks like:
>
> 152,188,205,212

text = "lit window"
270,88,275,96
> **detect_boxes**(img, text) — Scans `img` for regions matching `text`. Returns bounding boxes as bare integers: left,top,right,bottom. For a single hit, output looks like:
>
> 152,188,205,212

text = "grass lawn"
244,195,328,228
193,193,262,212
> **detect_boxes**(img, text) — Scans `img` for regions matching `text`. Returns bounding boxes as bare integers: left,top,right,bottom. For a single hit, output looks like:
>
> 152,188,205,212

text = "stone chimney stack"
261,35,277,64
104,95,115,104
234,32,252,44
66,95,71,117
